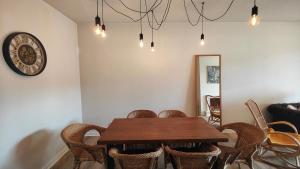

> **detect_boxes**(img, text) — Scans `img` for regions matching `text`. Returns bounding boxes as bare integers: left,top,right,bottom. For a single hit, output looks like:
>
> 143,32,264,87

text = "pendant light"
249,0,260,26
200,2,205,46
101,0,106,37
139,0,144,48
150,10,155,52
95,0,101,35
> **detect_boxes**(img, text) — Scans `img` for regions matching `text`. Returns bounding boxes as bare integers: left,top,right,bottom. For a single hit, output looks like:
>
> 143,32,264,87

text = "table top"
99,117,228,144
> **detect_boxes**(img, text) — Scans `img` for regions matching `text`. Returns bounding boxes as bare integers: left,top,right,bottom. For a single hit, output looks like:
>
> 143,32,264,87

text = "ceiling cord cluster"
94,0,260,51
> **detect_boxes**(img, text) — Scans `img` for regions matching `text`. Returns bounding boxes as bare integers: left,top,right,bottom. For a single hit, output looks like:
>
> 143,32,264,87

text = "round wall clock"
2,32,47,76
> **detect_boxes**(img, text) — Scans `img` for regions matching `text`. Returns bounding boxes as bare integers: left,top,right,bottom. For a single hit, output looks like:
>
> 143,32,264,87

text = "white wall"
78,21,300,126
0,0,82,168
199,56,220,115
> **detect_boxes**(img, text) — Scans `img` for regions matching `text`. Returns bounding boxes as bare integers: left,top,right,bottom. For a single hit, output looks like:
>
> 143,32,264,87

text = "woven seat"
109,147,163,169
268,131,300,147
127,110,157,118
158,110,187,118
165,145,221,169
61,123,107,169
218,122,265,169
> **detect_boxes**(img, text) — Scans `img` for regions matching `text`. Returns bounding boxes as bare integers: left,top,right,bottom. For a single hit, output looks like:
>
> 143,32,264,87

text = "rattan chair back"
158,110,187,118
61,123,106,168
245,99,269,133
109,147,163,169
165,145,220,169
127,110,157,118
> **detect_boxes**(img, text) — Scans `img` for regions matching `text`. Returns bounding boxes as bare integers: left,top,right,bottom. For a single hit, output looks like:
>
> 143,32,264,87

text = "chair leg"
73,159,81,169
237,162,241,169
246,157,253,169
295,156,299,167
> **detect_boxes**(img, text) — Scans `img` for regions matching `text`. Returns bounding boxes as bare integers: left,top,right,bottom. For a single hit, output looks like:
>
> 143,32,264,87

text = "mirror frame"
195,54,222,125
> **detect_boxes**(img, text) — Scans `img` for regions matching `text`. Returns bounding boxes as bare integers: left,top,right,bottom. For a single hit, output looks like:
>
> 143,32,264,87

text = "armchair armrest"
72,143,106,162
268,121,298,134
90,125,106,135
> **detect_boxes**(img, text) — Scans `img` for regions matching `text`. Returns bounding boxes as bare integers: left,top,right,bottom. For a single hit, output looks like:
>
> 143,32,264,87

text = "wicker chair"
157,110,187,168
127,110,157,118
217,122,265,169
205,95,221,124
61,123,106,169
165,145,221,169
245,99,300,168
158,110,187,118
109,147,163,169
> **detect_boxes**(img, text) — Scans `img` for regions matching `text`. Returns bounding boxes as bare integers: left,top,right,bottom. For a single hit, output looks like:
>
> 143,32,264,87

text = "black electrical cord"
145,0,172,30
97,0,99,16
201,2,204,34
151,10,154,43
101,0,236,31
184,0,201,26
191,0,236,22
117,0,163,13
140,0,142,33
102,0,104,23
103,0,160,22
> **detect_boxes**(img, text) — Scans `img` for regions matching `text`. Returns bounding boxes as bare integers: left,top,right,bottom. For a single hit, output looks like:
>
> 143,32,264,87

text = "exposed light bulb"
249,5,260,26
139,33,144,48
200,33,205,46
151,47,155,52
139,40,144,48
200,39,205,46
101,24,106,38
95,15,101,35
95,26,101,35
101,30,106,37
151,42,155,52
249,14,260,26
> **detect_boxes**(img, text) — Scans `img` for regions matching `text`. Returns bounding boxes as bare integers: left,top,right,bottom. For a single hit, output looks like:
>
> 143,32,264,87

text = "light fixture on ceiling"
200,34,205,46
101,0,106,38
95,0,101,35
249,0,260,26
139,33,144,48
150,10,155,52
94,0,262,51
200,2,205,46
139,0,144,48
151,41,154,52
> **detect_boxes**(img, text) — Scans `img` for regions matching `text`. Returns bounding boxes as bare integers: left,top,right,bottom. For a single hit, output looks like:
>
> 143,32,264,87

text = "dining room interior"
0,0,300,169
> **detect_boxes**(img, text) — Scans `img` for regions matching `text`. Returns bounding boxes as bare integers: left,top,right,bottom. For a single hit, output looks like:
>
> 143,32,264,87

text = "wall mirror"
196,55,222,125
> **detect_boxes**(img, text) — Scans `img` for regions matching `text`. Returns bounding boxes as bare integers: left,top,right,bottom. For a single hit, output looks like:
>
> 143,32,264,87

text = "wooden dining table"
98,117,228,169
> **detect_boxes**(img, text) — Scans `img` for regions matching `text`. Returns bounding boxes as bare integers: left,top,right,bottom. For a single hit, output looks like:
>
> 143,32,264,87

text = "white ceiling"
44,0,300,23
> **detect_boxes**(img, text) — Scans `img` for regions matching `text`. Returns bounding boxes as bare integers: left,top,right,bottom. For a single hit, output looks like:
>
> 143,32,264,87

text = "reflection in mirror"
196,55,221,125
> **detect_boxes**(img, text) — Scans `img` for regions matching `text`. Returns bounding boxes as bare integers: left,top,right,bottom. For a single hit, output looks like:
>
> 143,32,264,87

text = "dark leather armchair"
268,103,300,132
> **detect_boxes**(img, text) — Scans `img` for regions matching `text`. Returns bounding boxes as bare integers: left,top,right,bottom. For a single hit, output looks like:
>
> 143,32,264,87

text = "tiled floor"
51,151,279,169
52,135,281,169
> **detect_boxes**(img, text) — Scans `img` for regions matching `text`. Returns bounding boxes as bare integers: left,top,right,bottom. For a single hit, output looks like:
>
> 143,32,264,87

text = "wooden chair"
127,110,157,118
158,110,187,118
165,145,221,169
205,95,221,124
61,123,107,169
109,147,163,169
245,99,300,168
217,122,265,169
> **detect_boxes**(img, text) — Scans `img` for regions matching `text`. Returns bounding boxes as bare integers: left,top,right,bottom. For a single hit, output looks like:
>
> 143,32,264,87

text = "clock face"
2,32,47,76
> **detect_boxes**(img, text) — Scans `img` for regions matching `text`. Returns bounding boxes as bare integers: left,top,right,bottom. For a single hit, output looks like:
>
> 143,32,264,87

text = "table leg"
106,144,124,169
106,144,114,169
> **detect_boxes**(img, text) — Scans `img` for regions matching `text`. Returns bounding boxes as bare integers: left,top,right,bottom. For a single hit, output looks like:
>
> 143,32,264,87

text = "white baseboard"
43,146,69,169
